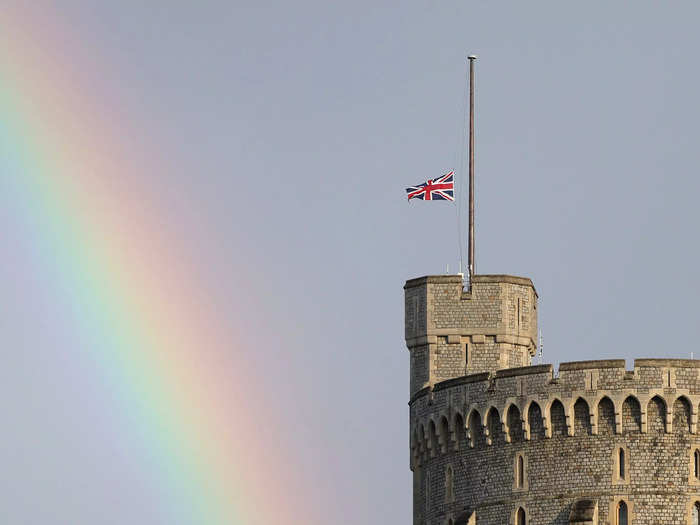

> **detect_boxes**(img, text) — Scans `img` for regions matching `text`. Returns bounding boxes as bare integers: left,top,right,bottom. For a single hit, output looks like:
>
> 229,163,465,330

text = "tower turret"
404,274,537,396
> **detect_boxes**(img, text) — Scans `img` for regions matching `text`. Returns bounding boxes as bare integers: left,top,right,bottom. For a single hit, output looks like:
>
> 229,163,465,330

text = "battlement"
405,274,538,396
408,357,700,522
410,358,700,461
411,358,700,403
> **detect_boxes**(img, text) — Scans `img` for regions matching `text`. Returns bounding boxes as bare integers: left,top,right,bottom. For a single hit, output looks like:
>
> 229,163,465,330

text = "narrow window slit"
619,448,625,479
517,455,524,488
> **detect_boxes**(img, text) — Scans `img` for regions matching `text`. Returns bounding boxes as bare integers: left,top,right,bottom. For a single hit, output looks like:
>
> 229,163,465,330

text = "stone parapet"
408,359,700,524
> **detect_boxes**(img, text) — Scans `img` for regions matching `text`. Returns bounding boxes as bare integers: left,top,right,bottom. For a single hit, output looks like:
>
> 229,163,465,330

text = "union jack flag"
406,171,455,201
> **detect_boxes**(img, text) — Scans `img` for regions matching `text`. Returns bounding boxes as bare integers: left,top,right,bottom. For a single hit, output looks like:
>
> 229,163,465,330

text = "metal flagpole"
467,55,477,286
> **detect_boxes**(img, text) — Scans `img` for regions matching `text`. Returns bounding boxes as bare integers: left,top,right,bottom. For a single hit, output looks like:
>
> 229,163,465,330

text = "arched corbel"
436,414,449,454
522,400,531,441
449,411,460,451
564,400,574,437
465,405,480,449
481,410,491,446
522,422,531,440
639,397,648,433
499,410,508,443
410,438,420,469
423,423,435,458
690,401,698,434
542,399,552,439
416,425,426,463
585,395,597,435
614,398,623,435
590,397,599,435
502,400,516,443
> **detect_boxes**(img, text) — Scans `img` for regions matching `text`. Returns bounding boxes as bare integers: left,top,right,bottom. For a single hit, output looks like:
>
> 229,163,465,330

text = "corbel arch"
647,394,669,434
636,393,652,433
451,410,466,451
427,418,439,457
485,405,503,445
596,395,617,435
520,399,539,441
572,396,592,436
588,393,619,434
466,407,483,449
479,405,490,429
673,395,693,434
579,393,598,431
685,395,699,434
525,400,545,440
544,396,569,438
438,414,451,454
621,394,642,434
465,405,481,430
504,401,524,443
541,398,553,438
418,422,427,462
411,427,421,468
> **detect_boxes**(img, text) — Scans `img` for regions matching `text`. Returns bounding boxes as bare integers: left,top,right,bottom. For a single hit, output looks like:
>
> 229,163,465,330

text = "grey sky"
3,2,700,524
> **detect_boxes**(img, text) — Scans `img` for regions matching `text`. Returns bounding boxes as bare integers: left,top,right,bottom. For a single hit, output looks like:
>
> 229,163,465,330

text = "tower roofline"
404,274,537,296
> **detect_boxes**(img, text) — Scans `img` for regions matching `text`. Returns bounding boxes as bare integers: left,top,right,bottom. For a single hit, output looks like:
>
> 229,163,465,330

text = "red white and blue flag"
406,171,455,201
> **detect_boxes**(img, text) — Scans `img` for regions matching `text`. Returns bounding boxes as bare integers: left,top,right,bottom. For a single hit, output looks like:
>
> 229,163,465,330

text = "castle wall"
409,359,700,524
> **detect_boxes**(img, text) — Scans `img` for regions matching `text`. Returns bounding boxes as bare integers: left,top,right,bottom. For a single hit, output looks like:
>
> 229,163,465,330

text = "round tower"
405,275,700,524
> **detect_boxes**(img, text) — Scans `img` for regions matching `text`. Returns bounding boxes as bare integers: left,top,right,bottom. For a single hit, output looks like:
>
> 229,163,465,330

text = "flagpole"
468,55,477,285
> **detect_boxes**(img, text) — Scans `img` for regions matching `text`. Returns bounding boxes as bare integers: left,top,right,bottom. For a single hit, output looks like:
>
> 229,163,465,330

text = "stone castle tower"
405,273,700,524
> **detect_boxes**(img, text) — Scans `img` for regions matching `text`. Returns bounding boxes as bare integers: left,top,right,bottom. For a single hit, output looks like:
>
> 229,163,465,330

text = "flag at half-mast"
405,171,455,201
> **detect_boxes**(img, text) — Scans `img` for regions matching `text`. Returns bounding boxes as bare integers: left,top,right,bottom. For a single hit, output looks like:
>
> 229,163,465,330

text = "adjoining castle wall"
409,359,700,525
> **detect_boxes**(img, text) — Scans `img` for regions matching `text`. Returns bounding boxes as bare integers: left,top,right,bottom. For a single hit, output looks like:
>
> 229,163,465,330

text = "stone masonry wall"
409,359,700,525
405,275,538,397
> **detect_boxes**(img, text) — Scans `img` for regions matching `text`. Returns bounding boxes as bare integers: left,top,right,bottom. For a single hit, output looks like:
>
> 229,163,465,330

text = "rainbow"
1,6,315,524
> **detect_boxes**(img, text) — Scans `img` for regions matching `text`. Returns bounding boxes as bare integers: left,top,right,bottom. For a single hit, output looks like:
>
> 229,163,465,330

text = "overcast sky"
3,2,700,524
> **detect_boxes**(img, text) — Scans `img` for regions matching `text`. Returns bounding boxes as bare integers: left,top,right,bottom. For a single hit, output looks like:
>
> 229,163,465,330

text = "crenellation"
635,364,665,389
